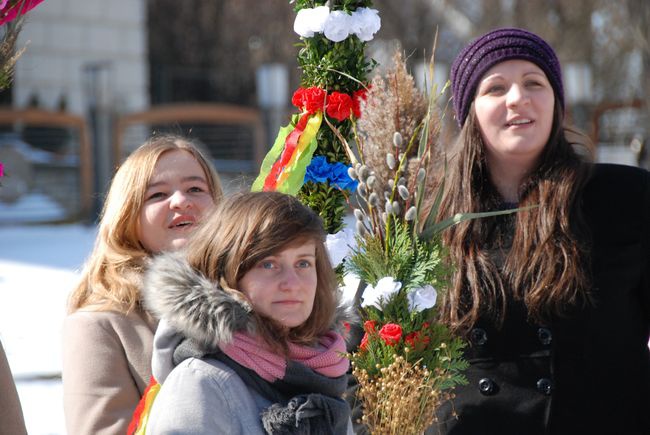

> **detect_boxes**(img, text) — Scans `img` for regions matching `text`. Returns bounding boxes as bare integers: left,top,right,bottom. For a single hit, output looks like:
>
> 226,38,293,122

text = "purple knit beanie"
450,27,564,127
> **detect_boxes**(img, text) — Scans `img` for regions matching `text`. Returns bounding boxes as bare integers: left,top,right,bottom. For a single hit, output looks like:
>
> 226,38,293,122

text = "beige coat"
0,340,27,435
62,307,157,435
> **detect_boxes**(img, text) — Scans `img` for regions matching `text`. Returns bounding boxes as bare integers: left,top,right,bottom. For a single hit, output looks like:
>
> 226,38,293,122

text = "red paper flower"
404,331,419,348
326,91,353,121
341,321,351,339
352,88,368,118
291,87,306,108
363,320,377,333
404,331,431,349
292,86,326,114
378,323,402,346
360,332,369,351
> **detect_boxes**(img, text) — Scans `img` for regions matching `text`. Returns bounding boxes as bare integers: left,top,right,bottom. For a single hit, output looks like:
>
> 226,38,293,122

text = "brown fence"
113,103,266,191
0,108,92,224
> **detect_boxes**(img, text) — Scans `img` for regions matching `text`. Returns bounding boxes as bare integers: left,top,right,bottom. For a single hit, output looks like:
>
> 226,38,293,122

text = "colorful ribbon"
127,376,161,435
252,111,322,195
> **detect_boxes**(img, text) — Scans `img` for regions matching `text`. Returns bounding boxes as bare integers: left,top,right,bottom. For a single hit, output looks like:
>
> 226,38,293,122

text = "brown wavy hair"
68,134,223,313
437,99,593,333
184,191,338,354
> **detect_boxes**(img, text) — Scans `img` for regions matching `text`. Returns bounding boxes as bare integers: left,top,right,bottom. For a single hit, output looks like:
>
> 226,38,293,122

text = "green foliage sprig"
347,220,449,291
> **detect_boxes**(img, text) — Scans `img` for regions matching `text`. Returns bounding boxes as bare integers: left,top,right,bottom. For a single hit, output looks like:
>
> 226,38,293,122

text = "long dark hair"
437,99,593,332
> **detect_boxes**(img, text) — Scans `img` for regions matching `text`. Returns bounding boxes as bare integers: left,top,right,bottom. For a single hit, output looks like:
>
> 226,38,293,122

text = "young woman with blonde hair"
136,191,353,434
63,134,222,435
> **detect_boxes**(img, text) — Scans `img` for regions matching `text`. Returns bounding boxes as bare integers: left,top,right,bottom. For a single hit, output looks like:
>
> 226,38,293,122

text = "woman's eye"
297,260,313,269
188,186,205,193
146,192,166,201
260,261,276,270
486,85,505,94
525,80,543,88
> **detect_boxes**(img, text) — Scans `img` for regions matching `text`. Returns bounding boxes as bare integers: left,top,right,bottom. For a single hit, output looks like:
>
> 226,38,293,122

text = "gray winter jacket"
142,252,355,435
146,322,271,434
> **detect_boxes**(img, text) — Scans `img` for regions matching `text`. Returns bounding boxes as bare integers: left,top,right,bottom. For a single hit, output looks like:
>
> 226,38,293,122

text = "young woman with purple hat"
429,28,650,434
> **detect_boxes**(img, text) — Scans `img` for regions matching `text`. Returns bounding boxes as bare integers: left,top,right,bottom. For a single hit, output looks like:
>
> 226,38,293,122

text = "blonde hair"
68,134,223,313
184,191,337,353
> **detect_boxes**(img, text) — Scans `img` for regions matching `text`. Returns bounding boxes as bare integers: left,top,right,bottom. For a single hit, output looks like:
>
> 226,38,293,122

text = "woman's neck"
487,156,535,203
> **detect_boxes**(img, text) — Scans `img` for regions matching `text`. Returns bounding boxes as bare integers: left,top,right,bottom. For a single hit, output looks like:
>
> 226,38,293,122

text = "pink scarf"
221,330,349,382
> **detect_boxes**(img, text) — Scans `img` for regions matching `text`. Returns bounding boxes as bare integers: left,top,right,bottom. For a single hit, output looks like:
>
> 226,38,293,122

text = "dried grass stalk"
352,354,454,435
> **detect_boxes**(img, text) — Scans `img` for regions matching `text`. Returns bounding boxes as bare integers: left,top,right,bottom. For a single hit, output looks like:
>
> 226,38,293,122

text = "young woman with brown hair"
431,28,650,435
139,191,353,434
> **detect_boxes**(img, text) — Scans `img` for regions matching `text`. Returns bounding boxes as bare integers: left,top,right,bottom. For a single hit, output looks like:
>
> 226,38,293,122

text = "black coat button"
470,328,488,346
478,378,496,395
536,378,553,395
537,327,552,346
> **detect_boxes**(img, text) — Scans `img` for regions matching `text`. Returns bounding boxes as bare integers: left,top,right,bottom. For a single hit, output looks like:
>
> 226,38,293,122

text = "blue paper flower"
304,155,330,184
330,161,358,191
304,156,358,191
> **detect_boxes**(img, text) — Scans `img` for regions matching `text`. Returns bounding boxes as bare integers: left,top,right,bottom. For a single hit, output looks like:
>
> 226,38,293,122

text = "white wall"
13,0,149,116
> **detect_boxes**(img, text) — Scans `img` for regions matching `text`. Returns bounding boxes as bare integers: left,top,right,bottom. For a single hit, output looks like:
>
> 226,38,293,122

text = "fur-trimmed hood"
143,252,254,350
142,252,356,383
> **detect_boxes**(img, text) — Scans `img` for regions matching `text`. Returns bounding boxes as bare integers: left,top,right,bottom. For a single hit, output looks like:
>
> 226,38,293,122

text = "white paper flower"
309,6,330,32
325,228,357,267
293,6,330,38
294,8,314,37
407,284,438,312
351,8,381,42
324,10,352,42
361,277,402,310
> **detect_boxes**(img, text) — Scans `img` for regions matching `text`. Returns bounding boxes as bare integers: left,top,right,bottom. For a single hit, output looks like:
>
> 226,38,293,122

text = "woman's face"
238,240,318,329
137,149,215,253
473,59,555,172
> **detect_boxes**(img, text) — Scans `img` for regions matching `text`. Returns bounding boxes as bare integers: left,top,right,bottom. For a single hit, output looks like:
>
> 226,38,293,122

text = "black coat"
430,164,650,435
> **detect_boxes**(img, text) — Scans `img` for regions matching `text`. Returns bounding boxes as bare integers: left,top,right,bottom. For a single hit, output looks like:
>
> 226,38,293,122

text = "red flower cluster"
359,321,433,351
291,86,368,121
360,321,404,350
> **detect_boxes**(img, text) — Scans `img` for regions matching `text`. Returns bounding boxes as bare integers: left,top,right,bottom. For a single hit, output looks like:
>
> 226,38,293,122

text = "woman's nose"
279,267,301,291
506,84,527,107
169,190,191,209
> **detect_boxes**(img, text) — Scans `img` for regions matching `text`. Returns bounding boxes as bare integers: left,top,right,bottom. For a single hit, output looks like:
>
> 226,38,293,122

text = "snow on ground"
0,224,97,435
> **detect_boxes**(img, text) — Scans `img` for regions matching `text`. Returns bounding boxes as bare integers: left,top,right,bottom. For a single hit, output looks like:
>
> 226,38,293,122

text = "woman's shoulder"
583,163,649,211
586,163,650,196
173,357,251,391
64,307,156,341
150,357,267,434
582,163,650,242
167,357,269,409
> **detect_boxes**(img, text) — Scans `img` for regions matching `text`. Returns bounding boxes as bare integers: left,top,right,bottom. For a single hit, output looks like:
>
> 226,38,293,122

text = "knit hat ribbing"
450,27,564,127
